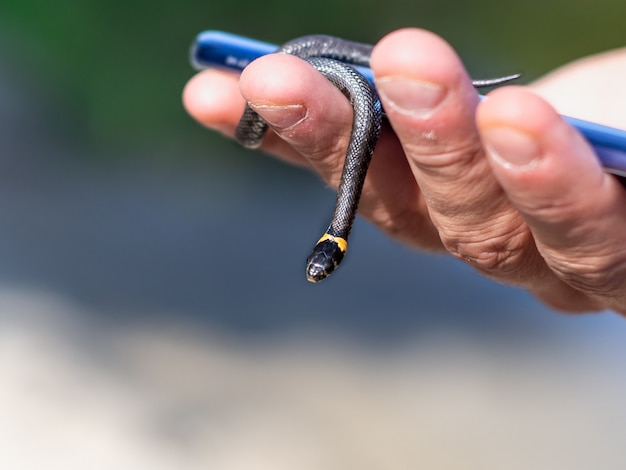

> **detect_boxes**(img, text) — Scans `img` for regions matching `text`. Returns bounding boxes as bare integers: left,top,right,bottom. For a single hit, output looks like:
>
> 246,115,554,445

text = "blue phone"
190,30,626,177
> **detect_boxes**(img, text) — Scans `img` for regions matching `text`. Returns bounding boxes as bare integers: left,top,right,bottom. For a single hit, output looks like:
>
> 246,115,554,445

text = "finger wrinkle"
404,140,486,183
546,250,626,300
441,216,540,281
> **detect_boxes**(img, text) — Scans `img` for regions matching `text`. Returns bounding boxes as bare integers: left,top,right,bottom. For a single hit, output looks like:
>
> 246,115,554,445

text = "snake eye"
305,238,346,283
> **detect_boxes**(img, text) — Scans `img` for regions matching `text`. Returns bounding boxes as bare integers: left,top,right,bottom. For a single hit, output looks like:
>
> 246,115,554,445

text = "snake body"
235,35,519,283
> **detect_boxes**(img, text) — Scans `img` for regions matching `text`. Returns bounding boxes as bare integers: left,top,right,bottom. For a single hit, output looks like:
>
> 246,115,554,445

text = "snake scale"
234,35,519,283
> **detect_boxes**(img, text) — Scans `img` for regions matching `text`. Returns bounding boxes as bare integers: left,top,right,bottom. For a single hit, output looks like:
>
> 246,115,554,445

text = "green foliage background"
1,0,624,152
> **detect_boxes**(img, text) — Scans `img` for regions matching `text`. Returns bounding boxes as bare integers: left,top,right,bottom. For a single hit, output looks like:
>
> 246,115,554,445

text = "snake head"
305,237,347,283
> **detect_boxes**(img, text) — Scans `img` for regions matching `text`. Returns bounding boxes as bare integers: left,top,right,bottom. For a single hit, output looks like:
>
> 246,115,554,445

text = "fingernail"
249,103,308,130
375,76,447,118
483,127,542,169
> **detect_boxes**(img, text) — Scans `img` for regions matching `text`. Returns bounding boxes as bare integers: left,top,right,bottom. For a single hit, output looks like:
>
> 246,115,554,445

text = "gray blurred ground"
2,46,626,469
2,292,626,470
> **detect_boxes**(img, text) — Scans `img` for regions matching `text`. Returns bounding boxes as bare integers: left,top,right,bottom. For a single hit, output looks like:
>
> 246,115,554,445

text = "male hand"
184,28,626,314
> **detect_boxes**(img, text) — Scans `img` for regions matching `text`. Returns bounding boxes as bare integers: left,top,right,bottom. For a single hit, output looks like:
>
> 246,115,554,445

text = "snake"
234,35,520,283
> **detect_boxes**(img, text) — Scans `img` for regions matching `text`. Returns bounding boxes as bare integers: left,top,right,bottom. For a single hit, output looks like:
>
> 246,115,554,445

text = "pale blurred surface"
2,291,626,470
531,47,626,129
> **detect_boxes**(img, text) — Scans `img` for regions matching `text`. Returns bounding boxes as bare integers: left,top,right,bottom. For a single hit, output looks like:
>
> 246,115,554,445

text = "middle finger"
371,29,545,281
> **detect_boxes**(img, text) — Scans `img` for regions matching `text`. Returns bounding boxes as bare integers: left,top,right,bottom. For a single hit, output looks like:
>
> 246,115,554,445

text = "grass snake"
234,35,519,283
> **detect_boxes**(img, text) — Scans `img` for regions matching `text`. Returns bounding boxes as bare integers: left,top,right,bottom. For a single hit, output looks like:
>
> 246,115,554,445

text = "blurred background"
1,1,626,468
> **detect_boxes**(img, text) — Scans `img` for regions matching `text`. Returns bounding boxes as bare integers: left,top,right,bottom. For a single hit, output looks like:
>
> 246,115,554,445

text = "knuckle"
440,220,534,278
404,139,483,177
548,253,626,297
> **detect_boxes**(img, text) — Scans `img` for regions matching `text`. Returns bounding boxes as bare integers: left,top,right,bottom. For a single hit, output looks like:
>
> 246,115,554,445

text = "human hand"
183,28,626,314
